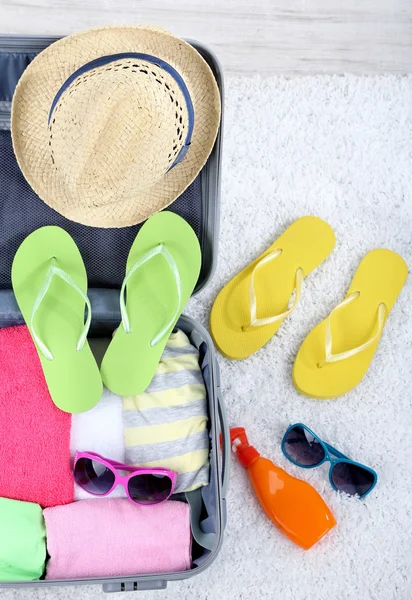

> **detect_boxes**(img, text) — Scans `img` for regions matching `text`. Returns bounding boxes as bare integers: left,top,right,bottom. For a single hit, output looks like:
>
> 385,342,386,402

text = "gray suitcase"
0,33,229,593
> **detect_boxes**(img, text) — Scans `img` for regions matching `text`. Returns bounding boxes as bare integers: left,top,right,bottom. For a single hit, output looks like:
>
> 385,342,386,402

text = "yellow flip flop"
210,216,335,359
293,249,408,399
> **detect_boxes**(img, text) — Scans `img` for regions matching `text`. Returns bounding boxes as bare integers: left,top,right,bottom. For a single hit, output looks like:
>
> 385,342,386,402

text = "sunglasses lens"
283,425,326,466
128,474,173,505
74,457,115,495
331,462,376,497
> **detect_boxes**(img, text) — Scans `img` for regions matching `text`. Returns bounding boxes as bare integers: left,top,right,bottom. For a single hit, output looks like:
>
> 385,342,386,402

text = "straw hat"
11,26,221,228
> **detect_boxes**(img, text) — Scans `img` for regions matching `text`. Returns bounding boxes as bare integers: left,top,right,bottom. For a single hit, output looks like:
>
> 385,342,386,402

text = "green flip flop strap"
30,258,92,361
120,243,182,346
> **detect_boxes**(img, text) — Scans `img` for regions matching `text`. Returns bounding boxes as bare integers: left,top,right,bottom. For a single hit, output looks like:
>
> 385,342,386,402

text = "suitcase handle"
103,580,167,593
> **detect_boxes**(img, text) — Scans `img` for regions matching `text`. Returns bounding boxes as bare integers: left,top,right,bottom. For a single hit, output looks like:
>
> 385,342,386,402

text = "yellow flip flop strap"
318,292,387,367
245,249,303,330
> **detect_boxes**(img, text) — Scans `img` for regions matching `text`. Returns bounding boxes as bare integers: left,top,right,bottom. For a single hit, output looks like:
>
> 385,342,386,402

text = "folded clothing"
0,325,73,507
44,498,192,579
123,329,210,493
71,387,126,499
0,497,46,582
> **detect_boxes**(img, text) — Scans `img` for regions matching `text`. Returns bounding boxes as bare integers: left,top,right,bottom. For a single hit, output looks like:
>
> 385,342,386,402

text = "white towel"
70,387,126,500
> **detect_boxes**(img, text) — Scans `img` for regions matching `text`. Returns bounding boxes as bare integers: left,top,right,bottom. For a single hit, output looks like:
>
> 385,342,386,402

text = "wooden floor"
0,0,411,75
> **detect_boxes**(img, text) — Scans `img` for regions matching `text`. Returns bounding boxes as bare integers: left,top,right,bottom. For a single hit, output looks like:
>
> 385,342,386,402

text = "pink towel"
0,325,73,508
44,499,192,579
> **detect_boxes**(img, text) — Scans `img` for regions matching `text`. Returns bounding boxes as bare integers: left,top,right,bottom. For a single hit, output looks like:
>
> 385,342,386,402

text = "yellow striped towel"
123,329,209,492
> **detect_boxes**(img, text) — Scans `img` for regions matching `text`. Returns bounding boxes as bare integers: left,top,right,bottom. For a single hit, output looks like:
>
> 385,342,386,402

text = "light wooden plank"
0,0,411,74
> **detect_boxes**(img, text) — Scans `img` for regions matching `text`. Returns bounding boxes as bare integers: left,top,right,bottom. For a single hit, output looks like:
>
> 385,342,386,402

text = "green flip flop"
11,226,102,413
101,212,201,396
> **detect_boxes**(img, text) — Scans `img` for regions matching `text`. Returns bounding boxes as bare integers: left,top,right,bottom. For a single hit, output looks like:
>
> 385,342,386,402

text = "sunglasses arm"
74,453,130,472
106,459,157,474
324,442,350,460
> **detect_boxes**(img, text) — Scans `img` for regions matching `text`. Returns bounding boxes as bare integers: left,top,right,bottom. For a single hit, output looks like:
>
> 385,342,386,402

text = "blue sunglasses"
281,423,378,499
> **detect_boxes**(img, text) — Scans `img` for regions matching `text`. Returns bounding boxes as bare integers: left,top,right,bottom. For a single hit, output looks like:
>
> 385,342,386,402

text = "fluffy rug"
3,74,411,600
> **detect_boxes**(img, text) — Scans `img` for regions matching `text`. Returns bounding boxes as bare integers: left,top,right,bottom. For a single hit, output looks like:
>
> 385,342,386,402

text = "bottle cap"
230,427,260,468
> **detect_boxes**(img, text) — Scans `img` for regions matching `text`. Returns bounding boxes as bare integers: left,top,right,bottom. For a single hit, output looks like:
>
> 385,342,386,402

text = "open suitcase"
0,33,229,593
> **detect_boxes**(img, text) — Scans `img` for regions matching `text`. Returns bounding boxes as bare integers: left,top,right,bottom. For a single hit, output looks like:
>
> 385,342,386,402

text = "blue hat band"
48,52,195,171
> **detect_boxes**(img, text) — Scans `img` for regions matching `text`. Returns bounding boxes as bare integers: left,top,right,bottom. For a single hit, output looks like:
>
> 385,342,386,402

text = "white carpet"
2,74,412,600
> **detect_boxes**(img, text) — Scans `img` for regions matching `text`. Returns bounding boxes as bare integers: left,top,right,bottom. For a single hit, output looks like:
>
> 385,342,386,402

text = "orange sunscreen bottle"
230,427,336,550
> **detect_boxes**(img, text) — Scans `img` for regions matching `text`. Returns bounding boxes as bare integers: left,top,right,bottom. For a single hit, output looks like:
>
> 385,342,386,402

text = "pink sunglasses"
74,451,177,506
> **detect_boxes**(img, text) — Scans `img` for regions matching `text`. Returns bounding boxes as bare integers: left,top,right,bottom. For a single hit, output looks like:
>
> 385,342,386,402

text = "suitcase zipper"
0,107,11,129
0,35,58,53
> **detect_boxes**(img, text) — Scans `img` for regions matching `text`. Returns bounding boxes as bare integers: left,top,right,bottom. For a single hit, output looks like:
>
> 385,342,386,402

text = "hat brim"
11,26,221,228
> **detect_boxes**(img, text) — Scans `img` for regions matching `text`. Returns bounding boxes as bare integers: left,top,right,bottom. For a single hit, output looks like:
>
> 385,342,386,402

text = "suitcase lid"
0,34,223,295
